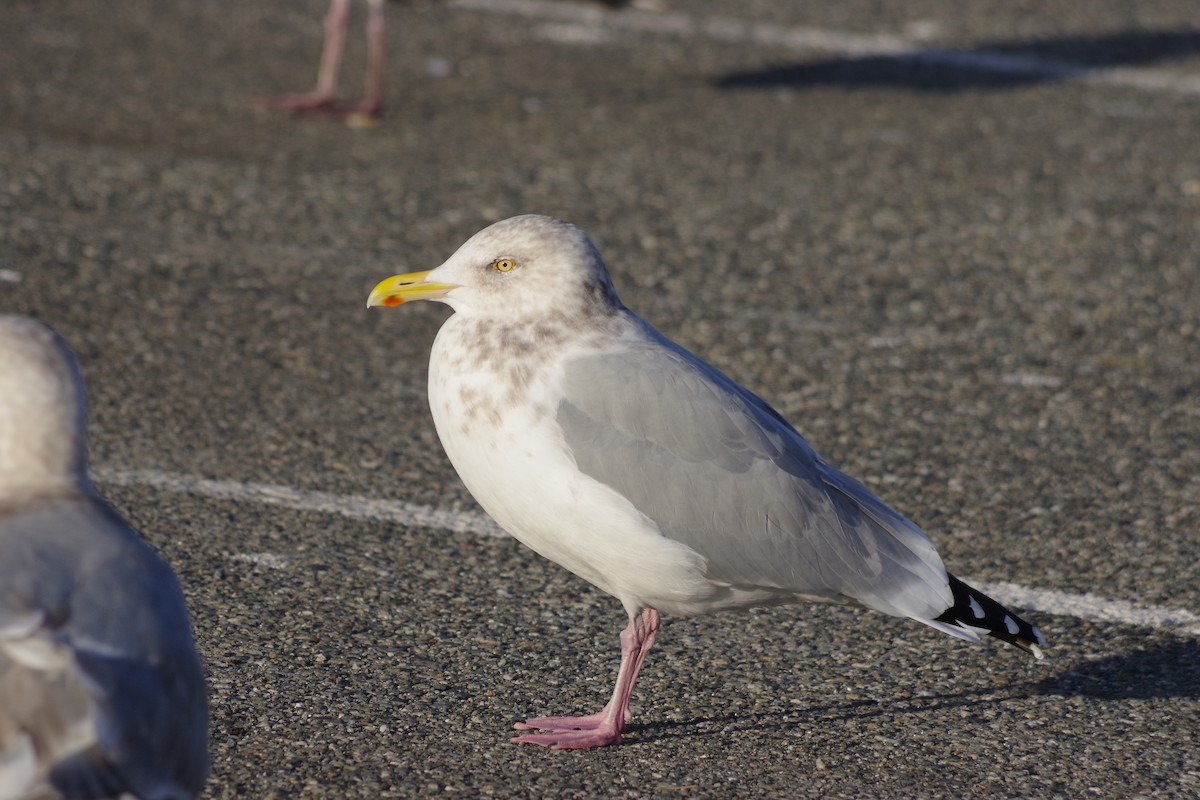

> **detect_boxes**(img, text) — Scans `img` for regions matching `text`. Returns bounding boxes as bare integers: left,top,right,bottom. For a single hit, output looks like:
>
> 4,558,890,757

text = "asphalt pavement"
2,0,1198,797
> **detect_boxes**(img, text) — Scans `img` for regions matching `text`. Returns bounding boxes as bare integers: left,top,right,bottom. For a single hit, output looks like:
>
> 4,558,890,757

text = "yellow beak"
366,271,459,308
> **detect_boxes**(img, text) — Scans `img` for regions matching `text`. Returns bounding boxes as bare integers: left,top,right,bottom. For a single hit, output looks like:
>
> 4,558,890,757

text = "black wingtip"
936,574,1046,659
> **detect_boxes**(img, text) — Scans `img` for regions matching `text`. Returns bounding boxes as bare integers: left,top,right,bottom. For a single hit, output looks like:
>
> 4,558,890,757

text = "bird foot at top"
256,93,381,126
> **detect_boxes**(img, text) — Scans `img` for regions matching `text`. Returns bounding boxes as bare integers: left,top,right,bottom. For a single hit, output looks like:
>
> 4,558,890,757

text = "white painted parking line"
93,466,1199,637
976,580,1200,638
449,0,1200,97
454,0,914,55
229,552,292,570
93,467,505,537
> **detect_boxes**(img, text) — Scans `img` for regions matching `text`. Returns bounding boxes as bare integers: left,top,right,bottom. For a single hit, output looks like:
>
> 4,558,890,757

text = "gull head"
367,215,622,322
0,315,88,495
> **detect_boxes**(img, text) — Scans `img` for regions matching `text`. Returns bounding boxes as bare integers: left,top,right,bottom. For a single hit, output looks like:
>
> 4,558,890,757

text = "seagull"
367,215,1046,749
0,316,209,798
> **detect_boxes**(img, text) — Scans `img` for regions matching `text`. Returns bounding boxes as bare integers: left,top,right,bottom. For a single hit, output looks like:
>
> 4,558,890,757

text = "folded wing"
557,327,953,622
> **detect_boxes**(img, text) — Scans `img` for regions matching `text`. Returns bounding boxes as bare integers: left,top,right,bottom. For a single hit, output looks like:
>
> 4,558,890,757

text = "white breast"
426,316,722,615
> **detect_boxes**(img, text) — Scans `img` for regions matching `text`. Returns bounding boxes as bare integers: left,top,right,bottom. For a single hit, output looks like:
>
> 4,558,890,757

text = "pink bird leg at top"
260,0,386,125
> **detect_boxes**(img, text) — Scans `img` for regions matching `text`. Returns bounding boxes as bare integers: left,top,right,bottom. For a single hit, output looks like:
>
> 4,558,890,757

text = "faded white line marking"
93,467,1200,637
975,580,1200,638
1001,372,1063,388
451,0,915,55
449,0,1200,97
93,467,505,538
230,552,292,570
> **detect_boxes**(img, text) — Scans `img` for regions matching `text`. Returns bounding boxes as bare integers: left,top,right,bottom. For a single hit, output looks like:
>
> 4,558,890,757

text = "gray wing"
557,327,953,620
0,497,209,799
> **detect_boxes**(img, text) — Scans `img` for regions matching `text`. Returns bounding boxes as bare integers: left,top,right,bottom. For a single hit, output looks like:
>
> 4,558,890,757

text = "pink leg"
512,608,661,749
261,0,349,111
260,0,383,122
346,0,386,123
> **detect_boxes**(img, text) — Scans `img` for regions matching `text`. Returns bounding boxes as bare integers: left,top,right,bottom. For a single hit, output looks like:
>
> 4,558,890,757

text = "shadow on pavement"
634,639,1200,742
634,688,1013,743
714,29,1200,92
1034,639,1200,700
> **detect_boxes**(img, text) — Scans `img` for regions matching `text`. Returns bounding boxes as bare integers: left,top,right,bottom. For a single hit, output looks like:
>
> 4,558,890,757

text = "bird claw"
511,726,624,749
256,92,337,113
256,94,381,125
513,711,610,732
511,709,628,748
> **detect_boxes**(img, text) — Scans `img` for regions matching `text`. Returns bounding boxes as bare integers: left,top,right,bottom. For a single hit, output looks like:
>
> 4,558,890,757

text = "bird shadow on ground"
633,688,1013,744
713,29,1200,93
1033,639,1200,700
634,640,1200,743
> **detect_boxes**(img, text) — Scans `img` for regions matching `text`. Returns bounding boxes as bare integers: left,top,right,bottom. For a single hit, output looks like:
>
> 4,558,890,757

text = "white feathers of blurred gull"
0,315,208,798
367,215,1045,749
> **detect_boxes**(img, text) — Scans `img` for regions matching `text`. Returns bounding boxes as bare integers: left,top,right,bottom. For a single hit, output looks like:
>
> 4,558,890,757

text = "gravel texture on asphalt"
2,1,1198,797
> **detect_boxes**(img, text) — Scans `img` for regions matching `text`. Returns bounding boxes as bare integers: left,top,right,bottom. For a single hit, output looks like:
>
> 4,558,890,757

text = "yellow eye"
491,258,517,273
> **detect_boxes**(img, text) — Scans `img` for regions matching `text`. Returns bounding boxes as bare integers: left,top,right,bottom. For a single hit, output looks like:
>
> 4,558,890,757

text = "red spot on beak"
382,296,405,307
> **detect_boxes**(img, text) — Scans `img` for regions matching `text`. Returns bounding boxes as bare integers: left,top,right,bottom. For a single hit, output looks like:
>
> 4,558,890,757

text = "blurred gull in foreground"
0,316,208,798
367,215,1045,749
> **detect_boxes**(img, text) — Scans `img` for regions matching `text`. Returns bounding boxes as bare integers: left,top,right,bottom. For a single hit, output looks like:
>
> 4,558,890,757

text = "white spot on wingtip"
968,597,984,619
1004,615,1020,635
1029,643,1045,660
